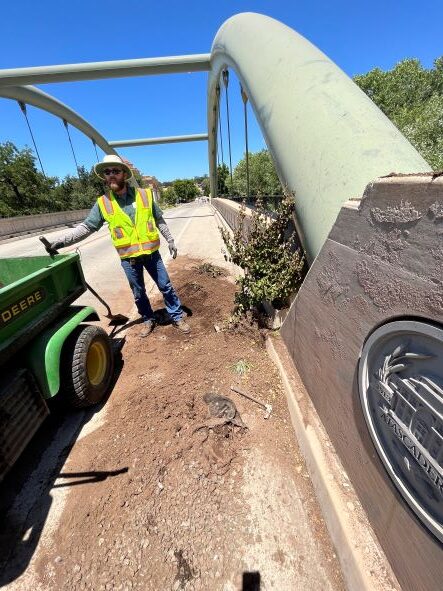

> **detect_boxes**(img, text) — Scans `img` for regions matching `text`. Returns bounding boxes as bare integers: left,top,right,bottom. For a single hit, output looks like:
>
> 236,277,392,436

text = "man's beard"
108,179,126,192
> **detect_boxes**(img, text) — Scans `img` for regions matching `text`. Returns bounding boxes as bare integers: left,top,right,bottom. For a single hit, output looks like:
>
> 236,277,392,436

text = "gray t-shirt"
84,186,164,231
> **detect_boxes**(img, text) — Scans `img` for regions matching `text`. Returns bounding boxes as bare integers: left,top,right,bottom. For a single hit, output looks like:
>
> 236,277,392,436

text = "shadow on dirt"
242,571,261,590
154,305,193,326
0,339,126,586
110,305,193,338
52,467,129,488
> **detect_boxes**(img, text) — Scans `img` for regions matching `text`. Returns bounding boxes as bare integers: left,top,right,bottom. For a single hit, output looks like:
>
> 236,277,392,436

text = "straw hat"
94,154,133,180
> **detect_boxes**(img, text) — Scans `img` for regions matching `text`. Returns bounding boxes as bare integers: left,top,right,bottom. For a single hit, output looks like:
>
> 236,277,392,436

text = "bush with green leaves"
220,193,306,317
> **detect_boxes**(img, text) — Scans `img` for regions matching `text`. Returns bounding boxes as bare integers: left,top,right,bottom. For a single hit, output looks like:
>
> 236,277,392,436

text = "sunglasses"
103,168,123,176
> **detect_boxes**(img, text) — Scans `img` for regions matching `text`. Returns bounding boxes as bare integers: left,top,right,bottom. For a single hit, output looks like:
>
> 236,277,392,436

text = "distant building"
142,175,162,202
121,158,141,179
120,158,161,201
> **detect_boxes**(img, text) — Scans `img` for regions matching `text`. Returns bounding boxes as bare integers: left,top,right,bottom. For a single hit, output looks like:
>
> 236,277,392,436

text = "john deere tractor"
0,250,114,481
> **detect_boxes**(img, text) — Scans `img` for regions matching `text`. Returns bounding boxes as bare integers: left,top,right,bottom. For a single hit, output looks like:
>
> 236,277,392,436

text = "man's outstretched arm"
47,203,104,250
48,222,95,250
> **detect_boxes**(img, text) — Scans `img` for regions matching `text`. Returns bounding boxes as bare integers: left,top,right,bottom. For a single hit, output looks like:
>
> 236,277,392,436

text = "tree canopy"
161,186,178,206
216,163,230,196
232,149,282,197
354,57,443,169
0,141,105,217
172,179,199,202
0,142,55,216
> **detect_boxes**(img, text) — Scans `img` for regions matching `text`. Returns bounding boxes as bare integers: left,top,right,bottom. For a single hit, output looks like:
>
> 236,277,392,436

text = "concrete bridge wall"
211,198,252,233
0,210,89,239
213,181,443,591
281,175,443,591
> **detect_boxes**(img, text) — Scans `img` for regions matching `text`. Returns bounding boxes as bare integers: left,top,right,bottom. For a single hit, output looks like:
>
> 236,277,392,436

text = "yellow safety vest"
97,188,160,259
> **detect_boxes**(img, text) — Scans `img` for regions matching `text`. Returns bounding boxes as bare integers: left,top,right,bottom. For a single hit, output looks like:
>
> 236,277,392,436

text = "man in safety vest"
47,155,190,337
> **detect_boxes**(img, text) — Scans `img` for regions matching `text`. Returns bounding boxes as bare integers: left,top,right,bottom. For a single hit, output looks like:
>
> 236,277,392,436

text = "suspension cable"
92,139,99,163
218,106,224,167
63,119,80,175
222,69,233,194
216,84,224,167
17,101,46,178
216,124,220,169
240,85,250,202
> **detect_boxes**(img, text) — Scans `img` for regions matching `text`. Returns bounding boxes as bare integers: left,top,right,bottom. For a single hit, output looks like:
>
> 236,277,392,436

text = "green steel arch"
0,85,116,155
207,12,431,261
0,12,432,262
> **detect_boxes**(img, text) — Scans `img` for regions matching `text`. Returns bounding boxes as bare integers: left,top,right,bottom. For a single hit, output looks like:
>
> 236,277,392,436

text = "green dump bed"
0,254,86,365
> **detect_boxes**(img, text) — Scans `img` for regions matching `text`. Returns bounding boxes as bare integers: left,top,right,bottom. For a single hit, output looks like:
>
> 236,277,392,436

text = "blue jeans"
121,251,183,322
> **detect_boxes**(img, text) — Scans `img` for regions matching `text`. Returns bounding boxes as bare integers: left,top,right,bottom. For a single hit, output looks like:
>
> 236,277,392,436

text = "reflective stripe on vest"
139,189,149,208
116,239,161,257
100,194,114,215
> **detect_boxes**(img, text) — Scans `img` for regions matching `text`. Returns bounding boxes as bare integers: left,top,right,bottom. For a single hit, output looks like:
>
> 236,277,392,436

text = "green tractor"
0,248,117,481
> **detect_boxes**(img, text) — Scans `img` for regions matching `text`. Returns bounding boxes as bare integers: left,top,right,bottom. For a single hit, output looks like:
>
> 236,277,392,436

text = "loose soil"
17,257,345,590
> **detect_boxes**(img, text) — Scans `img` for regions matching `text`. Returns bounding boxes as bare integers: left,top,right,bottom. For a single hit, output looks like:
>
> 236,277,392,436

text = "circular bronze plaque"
359,320,443,543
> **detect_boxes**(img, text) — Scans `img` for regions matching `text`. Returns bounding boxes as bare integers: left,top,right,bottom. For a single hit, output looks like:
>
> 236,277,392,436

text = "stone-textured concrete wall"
0,210,90,239
281,174,443,591
211,198,254,234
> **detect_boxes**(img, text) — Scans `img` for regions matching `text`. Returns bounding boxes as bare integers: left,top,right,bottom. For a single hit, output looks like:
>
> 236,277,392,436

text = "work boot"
140,319,155,337
174,318,190,333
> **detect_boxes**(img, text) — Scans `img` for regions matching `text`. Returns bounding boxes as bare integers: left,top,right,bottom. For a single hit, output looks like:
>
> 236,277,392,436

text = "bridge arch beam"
0,85,117,156
207,12,430,261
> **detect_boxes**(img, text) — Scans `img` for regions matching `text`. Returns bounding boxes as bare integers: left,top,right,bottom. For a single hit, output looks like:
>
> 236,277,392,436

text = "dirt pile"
33,257,344,591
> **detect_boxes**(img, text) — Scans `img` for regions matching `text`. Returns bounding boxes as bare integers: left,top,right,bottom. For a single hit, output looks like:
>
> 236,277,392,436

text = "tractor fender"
25,306,100,399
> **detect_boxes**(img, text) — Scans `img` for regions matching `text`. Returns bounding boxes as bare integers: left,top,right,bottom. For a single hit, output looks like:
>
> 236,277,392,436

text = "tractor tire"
61,325,114,408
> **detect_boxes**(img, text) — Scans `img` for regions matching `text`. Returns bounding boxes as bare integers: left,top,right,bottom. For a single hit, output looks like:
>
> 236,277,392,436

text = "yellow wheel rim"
86,341,108,386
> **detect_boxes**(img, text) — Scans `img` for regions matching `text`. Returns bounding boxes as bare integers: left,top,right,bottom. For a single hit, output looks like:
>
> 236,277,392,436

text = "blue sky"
0,0,441,182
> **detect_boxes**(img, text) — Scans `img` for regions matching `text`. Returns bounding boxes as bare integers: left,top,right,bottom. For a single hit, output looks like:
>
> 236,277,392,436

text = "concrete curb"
266,335,401,591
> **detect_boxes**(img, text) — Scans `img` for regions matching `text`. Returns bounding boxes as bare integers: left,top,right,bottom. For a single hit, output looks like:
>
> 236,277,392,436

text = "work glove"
40,235,64,256
168,240,178,259
49,239,65,252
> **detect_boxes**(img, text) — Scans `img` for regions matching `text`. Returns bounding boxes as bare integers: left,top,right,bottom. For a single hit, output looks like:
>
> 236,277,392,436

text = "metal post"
0,54,211,86
109,134,208,147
